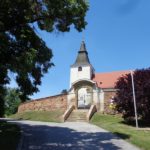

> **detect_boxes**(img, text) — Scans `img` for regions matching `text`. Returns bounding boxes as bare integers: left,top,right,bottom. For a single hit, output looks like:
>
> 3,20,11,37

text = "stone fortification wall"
104,90,117,114
18,94,67,113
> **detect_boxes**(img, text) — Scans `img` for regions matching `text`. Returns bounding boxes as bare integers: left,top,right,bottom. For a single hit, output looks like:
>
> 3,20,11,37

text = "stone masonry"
18,94,67,113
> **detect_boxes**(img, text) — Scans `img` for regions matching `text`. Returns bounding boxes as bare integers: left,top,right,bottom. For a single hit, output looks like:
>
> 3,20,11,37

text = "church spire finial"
79,40,86,52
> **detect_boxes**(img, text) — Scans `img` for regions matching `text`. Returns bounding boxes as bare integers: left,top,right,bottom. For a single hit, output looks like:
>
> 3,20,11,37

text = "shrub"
115,68,150,123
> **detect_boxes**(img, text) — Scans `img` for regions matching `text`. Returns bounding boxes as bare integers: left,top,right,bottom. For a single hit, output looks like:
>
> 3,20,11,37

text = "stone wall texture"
18,94,67,113
104,91,116,114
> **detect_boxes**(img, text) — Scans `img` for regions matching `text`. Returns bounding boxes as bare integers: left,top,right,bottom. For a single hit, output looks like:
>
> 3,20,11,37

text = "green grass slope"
9,110,64,123
91,113,150,150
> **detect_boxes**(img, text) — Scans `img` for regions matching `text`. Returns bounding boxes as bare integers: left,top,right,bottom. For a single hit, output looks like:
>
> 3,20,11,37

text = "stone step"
67,117,86,120
66,109,88,122
69,113,87,117
67,117,87,121
69,114,86,117
73,109,88,112
67,119,86,122
68,116,86,118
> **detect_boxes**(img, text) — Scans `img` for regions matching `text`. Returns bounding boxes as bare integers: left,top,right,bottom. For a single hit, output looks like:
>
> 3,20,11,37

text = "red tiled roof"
93,70,130,88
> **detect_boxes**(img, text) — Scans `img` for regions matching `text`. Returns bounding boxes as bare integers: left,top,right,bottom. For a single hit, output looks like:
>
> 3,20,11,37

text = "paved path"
7,120,140,150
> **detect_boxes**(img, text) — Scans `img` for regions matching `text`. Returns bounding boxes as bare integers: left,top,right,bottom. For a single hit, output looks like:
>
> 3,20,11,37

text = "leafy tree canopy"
4,88,21,116
0,0,88,116
115,68,150,123
61,89,68,94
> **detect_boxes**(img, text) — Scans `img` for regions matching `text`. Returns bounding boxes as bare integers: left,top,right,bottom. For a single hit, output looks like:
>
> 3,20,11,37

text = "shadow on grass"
2,119,130,150
0,120,20,150
113,132,130,140
120,119,150,128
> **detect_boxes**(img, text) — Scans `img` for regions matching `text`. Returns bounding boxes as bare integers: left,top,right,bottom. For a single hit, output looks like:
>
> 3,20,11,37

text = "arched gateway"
71,79,96,109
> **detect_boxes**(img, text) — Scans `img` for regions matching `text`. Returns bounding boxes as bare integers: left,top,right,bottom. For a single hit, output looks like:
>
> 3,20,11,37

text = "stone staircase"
66,109,88,122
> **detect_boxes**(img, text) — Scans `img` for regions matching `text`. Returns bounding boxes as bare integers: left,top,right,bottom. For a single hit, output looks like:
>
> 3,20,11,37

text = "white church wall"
92,88,97,103
92,87,100,110
70,66,92,87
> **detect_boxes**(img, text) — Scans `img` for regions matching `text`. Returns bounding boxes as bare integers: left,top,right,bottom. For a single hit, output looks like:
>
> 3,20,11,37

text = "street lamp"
130,70,139,128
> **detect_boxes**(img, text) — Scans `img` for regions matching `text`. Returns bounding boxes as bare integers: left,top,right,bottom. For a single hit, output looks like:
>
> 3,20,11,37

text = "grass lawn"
91,113,150,150
0,120,20,150
9,110,64,123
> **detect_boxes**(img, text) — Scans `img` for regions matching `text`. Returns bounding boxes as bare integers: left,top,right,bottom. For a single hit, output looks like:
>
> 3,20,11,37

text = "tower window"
78,66,82,71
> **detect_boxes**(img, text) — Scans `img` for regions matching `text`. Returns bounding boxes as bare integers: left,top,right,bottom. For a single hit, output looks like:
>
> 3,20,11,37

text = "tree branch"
0,15,51,33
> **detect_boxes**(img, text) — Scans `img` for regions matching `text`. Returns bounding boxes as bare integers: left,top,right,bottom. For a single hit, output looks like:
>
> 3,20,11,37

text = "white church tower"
68,41,100,110
70,41,94,87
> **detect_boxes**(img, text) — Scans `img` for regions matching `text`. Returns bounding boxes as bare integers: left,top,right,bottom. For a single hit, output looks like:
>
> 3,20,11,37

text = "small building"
67,41,129,112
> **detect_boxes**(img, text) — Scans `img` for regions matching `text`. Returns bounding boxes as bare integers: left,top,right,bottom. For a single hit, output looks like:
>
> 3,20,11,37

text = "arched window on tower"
78,66,82,71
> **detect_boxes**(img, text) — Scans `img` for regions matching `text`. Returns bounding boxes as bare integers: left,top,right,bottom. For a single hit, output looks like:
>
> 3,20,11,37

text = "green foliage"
61,89,68,94
4,88,21,116
0,87,6,117
115,68,150,123
0,0,88,116
0,0,88,32
91,113,150,150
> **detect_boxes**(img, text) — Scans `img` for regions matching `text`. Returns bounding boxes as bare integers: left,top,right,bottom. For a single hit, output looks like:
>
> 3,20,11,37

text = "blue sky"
10,0,150,99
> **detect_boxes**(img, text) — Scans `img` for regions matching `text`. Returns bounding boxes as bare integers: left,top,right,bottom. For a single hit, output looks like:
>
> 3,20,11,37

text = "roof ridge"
95,70,130,74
